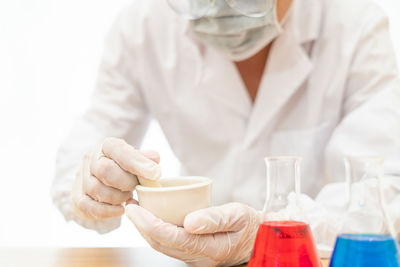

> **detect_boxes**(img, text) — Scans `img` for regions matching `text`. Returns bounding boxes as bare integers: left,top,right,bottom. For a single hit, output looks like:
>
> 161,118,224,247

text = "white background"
0,0,399,247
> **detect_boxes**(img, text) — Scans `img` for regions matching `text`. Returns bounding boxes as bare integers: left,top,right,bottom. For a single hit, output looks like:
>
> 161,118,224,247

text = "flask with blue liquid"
330,157,400,267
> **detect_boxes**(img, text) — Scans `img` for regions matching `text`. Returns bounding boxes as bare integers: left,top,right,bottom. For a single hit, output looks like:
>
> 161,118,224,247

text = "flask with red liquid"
248,157,320,267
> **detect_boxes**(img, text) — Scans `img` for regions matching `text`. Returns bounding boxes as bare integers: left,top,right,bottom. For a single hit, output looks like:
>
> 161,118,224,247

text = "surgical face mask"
168,0,282,61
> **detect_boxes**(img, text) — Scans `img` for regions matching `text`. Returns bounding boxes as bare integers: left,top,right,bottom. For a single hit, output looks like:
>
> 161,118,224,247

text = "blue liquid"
330,234,400,267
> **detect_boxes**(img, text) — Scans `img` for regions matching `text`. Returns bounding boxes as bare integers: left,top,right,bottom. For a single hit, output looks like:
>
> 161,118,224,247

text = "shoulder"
111,0,185,46
319,0,388,34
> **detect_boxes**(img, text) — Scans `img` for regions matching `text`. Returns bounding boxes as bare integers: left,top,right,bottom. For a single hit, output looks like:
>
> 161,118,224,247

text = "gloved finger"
126,198,138,205
77,194,124,219
90,141,161,165
126,204,188,244
140,150,161,164
138,234,211,265
184,203,256,234
91,157,138,191
125,205,229,257
84,175,133,205
134,150,161,187
140,230,225,266
101,138,161,179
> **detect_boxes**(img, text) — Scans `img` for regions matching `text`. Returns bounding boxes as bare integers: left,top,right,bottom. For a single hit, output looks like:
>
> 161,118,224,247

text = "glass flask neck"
342,157,395,236
263,157,301,215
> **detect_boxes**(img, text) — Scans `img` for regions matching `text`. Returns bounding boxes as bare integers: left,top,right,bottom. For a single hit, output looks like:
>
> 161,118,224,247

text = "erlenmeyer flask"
248,157,320,267
330,157,400,267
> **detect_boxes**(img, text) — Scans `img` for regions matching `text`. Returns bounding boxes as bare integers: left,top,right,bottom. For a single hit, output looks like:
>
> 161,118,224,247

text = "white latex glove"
126,202,261,267
72,137,161,220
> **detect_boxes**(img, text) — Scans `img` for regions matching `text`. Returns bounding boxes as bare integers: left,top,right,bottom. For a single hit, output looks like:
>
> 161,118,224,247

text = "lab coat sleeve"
51,11,151,233
315,6,400,246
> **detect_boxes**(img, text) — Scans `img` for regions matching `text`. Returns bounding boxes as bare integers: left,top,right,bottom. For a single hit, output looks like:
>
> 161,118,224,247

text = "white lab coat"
52,0,400,244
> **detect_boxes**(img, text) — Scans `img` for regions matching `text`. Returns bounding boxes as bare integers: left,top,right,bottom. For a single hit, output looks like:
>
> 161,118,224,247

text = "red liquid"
248,221,320,267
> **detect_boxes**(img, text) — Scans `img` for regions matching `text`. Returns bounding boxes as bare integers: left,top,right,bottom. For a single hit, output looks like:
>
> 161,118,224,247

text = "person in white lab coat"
52,0,400,265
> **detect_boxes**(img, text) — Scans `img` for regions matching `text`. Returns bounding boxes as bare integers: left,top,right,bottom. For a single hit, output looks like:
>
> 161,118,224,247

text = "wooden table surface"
0,248,330,267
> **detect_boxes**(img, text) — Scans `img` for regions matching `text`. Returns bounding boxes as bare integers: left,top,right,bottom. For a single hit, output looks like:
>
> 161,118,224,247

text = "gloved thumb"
184,203,259,235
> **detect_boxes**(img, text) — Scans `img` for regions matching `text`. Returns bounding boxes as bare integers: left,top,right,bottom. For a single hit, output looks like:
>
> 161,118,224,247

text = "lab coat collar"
243,30,314,147
183,21,252,118
242,0,322,147
290,0,322,45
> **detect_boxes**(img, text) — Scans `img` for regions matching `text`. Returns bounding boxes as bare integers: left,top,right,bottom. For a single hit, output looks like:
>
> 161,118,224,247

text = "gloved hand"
71,137,161,220
126,202,261,267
